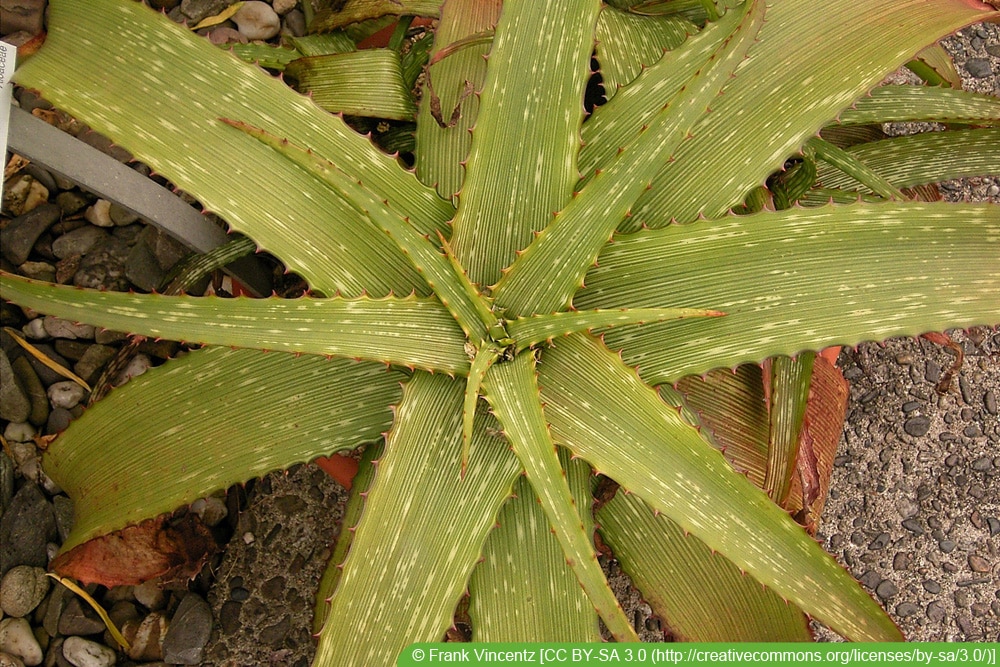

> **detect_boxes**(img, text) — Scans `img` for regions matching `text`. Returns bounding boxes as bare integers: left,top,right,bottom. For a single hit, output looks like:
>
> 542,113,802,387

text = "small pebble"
875,579,898,600
124,612,168,661
923,579,942,594
903,415,931,437
968,555,991,573
52,226,108,259
61,636,116,667
133,580,166,611
0,617,43,666
868,532,890,550
926,601,946,622
47,382,87,410
895,602,919,617
59,598,107,636
964,58,993,78
971,456,993,472
0,566,50,618
232,1,280,40
162,593,212,665
83,200,114,228
901,518,923,535
939,539,957,554
42,317,94,340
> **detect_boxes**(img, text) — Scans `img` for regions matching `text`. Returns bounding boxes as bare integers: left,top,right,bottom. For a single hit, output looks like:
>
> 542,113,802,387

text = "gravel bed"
1,3,998,666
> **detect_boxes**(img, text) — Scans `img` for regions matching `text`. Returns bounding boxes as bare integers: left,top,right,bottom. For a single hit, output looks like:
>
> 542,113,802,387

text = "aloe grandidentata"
2,0,999,662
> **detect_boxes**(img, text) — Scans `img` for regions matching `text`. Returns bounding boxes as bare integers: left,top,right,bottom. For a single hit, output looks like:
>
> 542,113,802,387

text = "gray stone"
162,594,212,664
232,1,280,40
0,566,50,617
964,58,994,78
58,597,107,636
16,261,56,283
0,483,56,575
47,382,87,411
875,579,898,600
72,346,117,386
108,203,139,227
73,237,131,291
43,317,95,341
0,202,60,266
180,0,231,23
125,241,166,292
55,191,91,216
11,356,49,427
903,415,931,437
53,495,75,544
0,350,31,424
52,227,109,260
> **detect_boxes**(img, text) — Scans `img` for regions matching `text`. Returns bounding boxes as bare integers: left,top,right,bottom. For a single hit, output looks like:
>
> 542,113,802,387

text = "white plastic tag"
1,40,17,186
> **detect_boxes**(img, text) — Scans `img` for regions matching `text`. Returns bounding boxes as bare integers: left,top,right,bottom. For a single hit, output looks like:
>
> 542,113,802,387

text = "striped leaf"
312,373,522,666
578,202,1000,386
0,271,470,375
449,0,602,287
611,0,995,228
310,0,442,31
597,489,813,641
415,0,501,200
815,128,1000,192
285,49,417,120
595,6,696,99
483,352,638,642
46,348,402,553
470,450,600,641
537,333,902,642
13,0,454,298
494,0,765,316
834,85,1000,127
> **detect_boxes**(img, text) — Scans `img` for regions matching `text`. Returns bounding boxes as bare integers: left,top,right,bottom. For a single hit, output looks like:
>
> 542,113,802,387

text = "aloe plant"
2,0,999,661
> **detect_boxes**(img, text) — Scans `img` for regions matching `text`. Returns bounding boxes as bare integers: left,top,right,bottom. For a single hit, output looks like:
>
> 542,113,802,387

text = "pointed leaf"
470,450,600,641
45,348,402,553
595,6,696,100
285,49,417,120
483,352,638,642
0,271,470,375
493,0,765,316
313,373,522,666
907,43,963,88
834,85,1000,127
614,0,997,227
415,0,501,200
224,120,492,343
14,0,453,297
576,202,1000,386
597,489,812,641
762,354,815,506
807,136,907,201
537,333,901,641
450,0,602,286
507,307,724,351
815,128,1000,192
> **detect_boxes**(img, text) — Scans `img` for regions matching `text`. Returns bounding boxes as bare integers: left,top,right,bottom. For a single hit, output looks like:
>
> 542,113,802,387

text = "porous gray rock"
0,203,61,266
0,566,49,618
0,483,56,575
162,593,212,665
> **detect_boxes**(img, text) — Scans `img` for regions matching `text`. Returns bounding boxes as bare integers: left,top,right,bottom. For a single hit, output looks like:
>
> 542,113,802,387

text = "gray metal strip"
7,105,272,297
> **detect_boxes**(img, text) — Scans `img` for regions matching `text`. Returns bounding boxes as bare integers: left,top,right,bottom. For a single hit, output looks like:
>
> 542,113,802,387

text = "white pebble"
61,636,117,667
0,618,43,666
21,319,47,340
114,354,150,385
42,317,95,340
47,381,87,410
272,0,297,14
0,649,27,666
84,199,114,227
2,422,35,444
233,1,280,40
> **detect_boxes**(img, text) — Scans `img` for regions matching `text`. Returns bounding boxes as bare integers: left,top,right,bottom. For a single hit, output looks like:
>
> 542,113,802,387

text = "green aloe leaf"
815,128,1000,192
506,307,724,352
470,450,600,641
224,120,492,344
537,333,901,642
45,347,402,553
227,43,302,70
577,202,1000,386
313,373,522,666
806,136,907,201
597,489,812,641
762,354,814,506
907,43,963,88
285,49,417,120
415,0,501,200
483,352,639,642
314,442,383,634
0,271,470,375
595,6,696,99
494,0,765,316
13,0,453,298
834,85,1000,126
449,0,602,286
611,0,995,228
